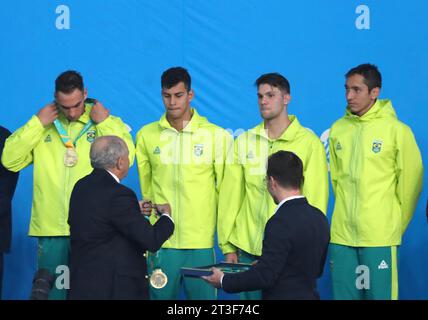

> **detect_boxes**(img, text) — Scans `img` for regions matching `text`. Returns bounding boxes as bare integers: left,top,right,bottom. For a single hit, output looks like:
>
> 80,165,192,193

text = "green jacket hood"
345,99,397,122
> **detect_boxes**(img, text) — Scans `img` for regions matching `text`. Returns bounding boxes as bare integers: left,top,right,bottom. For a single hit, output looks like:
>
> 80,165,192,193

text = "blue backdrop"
1,0,427,299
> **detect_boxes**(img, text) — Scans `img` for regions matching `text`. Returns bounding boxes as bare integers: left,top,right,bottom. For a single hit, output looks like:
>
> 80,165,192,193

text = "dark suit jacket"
68,168,174,300
0,126,19,253
223,197,330,300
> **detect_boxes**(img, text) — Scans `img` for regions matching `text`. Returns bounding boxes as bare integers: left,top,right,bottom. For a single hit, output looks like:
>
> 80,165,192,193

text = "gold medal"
150,268,168,289
64,148,78,167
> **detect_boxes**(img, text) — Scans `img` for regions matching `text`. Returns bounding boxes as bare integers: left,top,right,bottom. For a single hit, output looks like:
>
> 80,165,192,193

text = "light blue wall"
1,0,427,299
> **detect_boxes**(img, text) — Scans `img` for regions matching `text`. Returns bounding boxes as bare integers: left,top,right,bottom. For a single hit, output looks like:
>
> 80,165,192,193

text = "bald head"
90,136,129,171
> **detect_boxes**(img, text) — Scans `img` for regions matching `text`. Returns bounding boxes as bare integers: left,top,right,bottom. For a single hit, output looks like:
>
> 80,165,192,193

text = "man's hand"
139,200,153,216
155,203,172,217
37,103,58,126
90,100,110,123
202,267,224,289
225,252,238,263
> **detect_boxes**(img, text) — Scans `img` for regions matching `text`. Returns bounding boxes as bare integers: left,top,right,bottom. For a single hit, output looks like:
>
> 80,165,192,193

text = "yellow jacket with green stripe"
217,116,329,256
135,109,233,249
1,104,135,236
329,99,423,247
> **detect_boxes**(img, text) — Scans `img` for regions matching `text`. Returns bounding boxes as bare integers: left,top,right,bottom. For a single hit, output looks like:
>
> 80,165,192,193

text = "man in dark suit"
204,151,330,299
68,136,174,300
0,126,19,299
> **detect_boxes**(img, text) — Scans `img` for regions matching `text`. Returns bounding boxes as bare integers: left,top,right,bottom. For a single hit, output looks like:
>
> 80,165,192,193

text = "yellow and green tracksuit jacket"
1,103,135,236
329,99,423,247
135,108,233,249
217,115,329,256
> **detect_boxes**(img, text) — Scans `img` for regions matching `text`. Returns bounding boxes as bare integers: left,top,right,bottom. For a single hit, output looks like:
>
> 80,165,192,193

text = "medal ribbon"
145,214,162,271
54,119,94,149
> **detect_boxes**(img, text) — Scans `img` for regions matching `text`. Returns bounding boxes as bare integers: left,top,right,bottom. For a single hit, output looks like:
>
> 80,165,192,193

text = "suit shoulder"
115,183,137,197
0,126,11,137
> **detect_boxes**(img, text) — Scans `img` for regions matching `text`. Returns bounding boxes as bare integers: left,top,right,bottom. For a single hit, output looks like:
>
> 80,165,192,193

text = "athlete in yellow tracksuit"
329,64,423,300
136,67,233,299
217,73,329,299
1,71,134,299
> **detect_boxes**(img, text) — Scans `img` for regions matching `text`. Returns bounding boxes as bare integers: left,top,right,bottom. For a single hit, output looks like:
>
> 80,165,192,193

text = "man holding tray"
204,151,330,299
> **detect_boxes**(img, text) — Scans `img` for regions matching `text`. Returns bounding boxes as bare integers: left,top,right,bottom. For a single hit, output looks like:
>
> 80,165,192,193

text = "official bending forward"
68,136,174,300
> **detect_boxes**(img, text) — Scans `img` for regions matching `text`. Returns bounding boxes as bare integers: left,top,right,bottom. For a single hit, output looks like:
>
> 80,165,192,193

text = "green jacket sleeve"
217,136,244,254
302,137,329,214
1,115,45,172
95,116,135,166
135,129,153,201
328,128,337,196
213,130,234,195
396,124,423,234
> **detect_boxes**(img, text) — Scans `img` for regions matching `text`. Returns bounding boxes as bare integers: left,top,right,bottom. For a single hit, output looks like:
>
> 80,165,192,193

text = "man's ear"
283,93,291,106
116,156,125,171
370,87,380,100
187,89,194,103
269,176,277,189
83,88,88,100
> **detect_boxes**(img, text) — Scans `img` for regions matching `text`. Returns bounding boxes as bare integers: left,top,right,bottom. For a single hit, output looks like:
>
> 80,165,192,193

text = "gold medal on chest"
64,148,78,167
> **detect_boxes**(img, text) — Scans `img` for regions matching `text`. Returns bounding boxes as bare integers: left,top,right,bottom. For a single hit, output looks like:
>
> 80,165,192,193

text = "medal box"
180,262,252,277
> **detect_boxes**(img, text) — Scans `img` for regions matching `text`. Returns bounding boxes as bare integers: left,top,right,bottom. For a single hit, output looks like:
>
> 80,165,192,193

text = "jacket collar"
249,115,301,142
344,99,397,122
280,197,308,209
158,108,206,133
274,195,306,215
92,168,118,183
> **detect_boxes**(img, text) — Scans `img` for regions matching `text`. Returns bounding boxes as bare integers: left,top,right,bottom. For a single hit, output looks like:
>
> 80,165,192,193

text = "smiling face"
257,84,290,121
162,82,193,122
345,74,379,117
55,88,87,121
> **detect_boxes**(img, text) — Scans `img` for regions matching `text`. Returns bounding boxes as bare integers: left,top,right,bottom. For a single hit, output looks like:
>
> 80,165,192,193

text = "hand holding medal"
139,200,171,218
140,201,171,290
139,200,154,216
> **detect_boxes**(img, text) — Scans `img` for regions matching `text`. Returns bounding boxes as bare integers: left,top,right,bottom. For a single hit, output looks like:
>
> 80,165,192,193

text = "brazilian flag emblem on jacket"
86,130,96,143
372,140,382,153
194,144,204,156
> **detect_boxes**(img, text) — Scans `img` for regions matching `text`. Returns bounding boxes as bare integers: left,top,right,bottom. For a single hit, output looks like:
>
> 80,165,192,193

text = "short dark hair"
345,63,382,91
267,151,303,189
55,70,84,94
161,67,191,91
255,73,290,94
